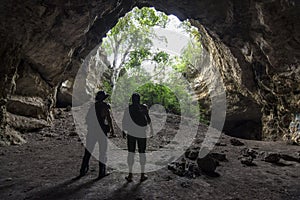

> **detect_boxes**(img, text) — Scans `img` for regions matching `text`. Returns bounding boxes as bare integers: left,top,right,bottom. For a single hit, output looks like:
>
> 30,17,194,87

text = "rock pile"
168,147,227,178
239,147,300,166
239,148,258,166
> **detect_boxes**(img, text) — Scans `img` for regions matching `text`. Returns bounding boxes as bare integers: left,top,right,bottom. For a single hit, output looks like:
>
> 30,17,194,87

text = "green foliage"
102,7,169,64
102,79,112,95
135,82,208,123
153,51,169,64
181,40,202,66
136,83,181,114
179,20,201,41
172,57,187,73
96,78,112,101
135,7,169,27
99,7,209,123
125,48,152,69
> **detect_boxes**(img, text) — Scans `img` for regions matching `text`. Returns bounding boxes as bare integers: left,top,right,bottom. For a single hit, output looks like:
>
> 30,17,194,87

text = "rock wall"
0,0,299,143
146,0,300,139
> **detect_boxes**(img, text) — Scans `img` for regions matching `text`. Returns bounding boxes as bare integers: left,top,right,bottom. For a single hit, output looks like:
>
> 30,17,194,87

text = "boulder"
197,155,218,173
263,153,281,163
230,138,245,146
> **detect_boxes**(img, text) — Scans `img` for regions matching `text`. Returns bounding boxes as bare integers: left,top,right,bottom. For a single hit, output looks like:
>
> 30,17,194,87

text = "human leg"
80,148,91,176
126,134,136,181
137,137,147,181
79,131,96,176
98,133,109,179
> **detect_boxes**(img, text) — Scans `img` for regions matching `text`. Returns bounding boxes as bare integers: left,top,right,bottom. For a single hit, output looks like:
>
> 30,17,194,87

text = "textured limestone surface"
0,0,299,143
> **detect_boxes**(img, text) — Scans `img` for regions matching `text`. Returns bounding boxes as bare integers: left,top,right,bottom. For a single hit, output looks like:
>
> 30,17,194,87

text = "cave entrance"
72,7,226,172
73,7,220,125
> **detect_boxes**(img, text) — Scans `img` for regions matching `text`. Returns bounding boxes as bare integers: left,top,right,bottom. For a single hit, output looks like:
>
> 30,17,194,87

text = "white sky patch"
139,15,190,78
152,14,190,56
152,27,189,56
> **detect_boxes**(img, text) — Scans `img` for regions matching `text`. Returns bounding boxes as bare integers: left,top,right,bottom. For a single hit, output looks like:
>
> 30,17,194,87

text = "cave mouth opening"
71,7,228,172
72,6,218,125
71,6,227,159
2,1,299,147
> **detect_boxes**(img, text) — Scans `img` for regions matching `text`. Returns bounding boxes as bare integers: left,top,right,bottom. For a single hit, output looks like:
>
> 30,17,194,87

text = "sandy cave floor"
0,109,300,200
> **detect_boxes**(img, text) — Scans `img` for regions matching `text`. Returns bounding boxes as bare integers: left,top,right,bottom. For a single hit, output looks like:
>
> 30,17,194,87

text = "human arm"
145,106,154,137
107,111,115,136
105,103,115,137
122,107,129,139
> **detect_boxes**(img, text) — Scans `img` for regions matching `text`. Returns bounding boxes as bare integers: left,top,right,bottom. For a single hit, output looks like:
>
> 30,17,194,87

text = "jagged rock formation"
0,0,299,144
57,48,112,107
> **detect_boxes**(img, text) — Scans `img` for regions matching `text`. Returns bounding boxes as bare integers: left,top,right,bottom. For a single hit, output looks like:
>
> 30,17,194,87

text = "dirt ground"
0,109,299,200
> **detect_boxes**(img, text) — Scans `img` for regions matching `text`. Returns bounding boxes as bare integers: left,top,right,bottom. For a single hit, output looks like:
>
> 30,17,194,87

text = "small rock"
162,175,173,181
193,138,202,144
230,138,244,146
185,147,199,160
186,162,201,178
168,158,202,178
167,161,186,177
241,157,256,166
280,154,300,163
65,105,72,112
216,142,227,146
69,131,77,137
44,133,57,138
197,155,217,173
54,110,62,119
180,181,191,188
258,151,266,158
241,148,258,159
264,153,281,163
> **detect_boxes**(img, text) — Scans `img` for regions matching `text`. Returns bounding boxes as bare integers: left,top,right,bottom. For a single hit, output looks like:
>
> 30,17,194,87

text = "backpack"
129,104,148,127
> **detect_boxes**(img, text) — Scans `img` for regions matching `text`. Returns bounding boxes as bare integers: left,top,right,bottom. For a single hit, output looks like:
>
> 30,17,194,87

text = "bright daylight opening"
87,7,210,123
71,7,218,174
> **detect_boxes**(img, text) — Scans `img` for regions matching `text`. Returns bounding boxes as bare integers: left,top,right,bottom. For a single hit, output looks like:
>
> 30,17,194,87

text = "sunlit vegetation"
98,7,207,122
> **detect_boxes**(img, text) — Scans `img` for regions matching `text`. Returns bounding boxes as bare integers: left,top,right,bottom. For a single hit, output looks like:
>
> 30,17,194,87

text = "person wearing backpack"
122,93,153,182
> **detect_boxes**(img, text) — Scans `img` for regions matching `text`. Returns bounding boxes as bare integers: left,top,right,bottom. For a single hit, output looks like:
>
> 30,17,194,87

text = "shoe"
125,174,133,182
140,174,148,182
79,165,89,177
98,163,110,179
97,172,110,180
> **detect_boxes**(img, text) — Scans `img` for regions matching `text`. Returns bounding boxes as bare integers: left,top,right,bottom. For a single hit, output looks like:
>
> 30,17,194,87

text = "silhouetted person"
122,93,153,182
79,90,115,179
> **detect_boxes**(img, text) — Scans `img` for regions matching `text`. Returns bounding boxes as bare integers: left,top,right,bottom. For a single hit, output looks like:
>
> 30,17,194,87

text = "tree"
172,20,202,77
99,8,208,123
101,7,169,89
